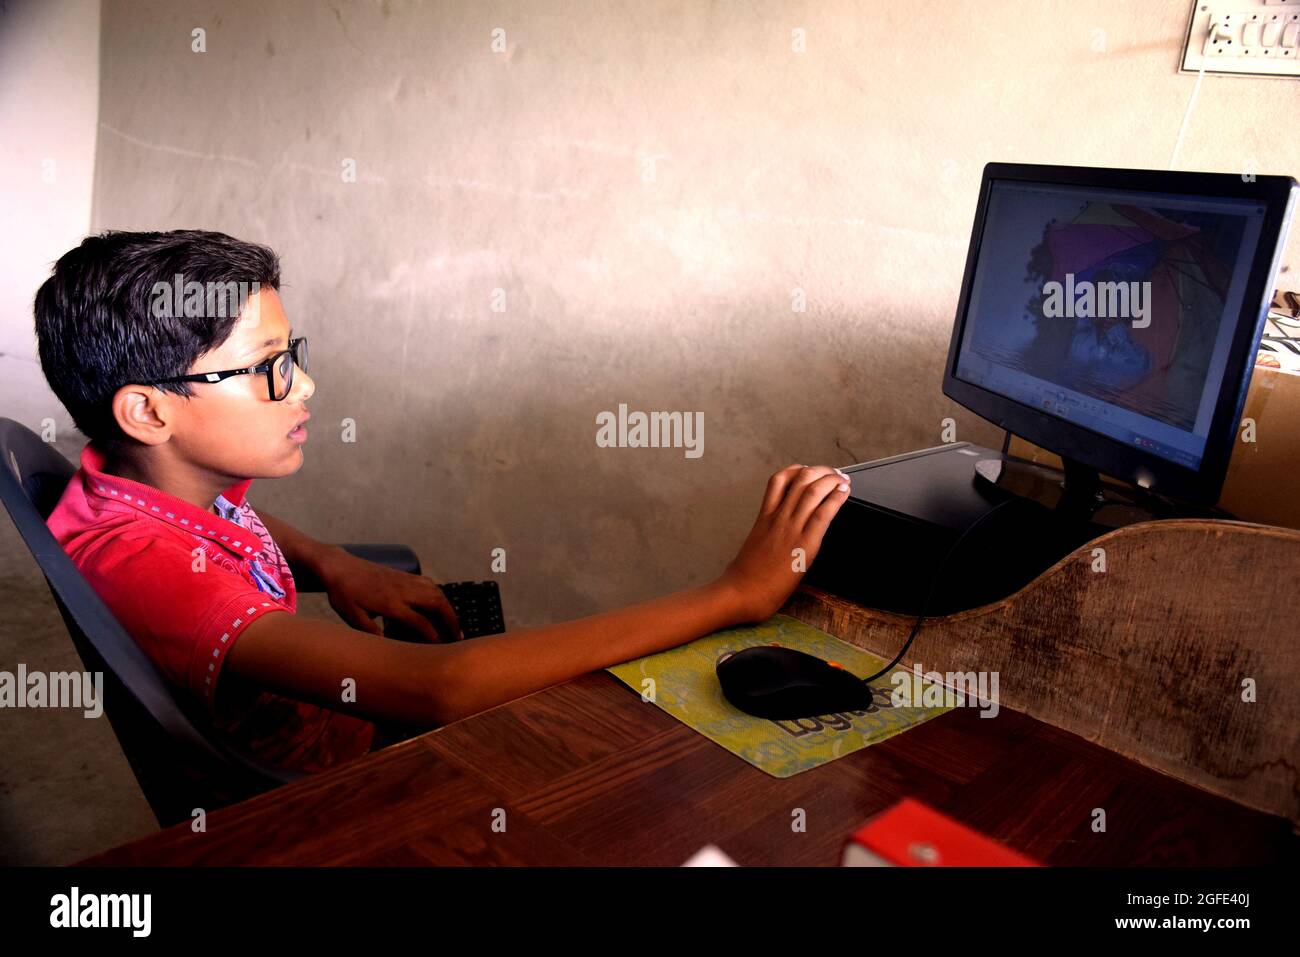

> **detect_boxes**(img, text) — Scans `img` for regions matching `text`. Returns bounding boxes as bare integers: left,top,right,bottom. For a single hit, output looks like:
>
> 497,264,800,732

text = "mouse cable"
860,496,1031,685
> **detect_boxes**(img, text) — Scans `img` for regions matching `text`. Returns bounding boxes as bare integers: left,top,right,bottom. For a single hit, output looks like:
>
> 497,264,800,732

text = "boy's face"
119,288,315,480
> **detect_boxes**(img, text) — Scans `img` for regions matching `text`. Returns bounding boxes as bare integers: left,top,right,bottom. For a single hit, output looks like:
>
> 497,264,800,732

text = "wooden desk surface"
84,671,1295,866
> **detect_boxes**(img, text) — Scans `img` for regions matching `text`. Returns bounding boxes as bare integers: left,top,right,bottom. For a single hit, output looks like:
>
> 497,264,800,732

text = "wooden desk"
84,665,1295,866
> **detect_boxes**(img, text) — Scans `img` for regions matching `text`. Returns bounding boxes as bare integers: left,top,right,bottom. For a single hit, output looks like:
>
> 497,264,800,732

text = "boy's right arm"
223,464,851,729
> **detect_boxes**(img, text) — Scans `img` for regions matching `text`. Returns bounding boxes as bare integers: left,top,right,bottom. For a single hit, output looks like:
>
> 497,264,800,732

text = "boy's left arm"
257,510,460,643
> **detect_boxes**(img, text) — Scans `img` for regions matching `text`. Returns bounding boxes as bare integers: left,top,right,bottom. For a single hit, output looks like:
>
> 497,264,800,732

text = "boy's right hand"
716,464,852,624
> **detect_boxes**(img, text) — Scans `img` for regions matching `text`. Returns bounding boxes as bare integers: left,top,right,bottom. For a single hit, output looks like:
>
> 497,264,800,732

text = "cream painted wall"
0,0,160,867
0,0,100,425
27,1,1300,633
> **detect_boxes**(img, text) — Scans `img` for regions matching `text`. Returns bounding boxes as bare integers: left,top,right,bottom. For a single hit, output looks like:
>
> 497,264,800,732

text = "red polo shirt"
46,441,375,773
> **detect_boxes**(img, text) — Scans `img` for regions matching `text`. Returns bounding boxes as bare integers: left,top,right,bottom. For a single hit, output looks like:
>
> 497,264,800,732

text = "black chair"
0,417,422,828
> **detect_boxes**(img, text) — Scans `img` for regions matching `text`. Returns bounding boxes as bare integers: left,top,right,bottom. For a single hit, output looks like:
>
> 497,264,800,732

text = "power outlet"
1181,0,1300,76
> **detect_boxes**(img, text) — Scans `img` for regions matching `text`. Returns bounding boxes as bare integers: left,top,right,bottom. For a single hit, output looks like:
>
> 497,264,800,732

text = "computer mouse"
716,645,877,719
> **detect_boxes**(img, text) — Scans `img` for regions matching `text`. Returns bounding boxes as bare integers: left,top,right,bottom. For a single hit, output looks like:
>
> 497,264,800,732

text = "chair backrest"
0,418,302,826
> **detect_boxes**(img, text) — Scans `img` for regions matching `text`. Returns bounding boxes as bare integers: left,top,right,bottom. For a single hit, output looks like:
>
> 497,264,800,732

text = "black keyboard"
440,580,506,638
381,579,505,642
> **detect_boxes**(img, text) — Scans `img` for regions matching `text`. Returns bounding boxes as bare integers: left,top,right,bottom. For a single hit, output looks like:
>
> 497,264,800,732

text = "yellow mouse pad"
606,614,952,778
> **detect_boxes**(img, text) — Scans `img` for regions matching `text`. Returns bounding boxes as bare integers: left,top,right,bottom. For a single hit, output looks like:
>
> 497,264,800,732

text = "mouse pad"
605,613,952,778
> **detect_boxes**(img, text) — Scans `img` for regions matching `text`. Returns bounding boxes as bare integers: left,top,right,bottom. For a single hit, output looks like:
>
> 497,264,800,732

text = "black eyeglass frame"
144,337,308,402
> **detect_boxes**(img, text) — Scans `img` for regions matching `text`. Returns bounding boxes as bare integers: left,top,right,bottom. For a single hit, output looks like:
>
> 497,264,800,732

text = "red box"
843,799,1039,867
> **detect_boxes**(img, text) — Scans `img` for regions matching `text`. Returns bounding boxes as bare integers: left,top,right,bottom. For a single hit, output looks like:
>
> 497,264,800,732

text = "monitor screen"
953,180,1269,471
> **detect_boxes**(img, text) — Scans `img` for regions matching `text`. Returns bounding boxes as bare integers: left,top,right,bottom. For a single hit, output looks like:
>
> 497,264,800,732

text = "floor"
0,516,158,864
0,512,343,864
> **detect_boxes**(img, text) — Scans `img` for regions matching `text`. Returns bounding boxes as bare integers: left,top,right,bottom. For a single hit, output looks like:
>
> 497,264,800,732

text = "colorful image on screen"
955,181,1266,469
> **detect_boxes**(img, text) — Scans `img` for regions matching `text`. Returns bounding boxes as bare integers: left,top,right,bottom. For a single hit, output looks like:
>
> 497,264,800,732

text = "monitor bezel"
942,162,1297,506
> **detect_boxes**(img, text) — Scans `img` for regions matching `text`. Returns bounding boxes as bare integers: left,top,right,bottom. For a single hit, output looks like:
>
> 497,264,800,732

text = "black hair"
34,229,281,446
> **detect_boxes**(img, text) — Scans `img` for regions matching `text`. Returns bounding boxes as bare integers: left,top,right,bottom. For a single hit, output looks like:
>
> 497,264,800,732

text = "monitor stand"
972,451,1230,527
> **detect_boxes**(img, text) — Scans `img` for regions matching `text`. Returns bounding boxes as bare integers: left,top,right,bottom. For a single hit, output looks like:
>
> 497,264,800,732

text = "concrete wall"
2,0,1298,860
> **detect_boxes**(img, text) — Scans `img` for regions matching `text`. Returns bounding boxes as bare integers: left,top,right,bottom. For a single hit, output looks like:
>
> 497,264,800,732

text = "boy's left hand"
313,548,461,642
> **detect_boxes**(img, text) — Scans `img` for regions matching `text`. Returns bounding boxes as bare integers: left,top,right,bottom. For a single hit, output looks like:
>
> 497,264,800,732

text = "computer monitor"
943,162,1297,506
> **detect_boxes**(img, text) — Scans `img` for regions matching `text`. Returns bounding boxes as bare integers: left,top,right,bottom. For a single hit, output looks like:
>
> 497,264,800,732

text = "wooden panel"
785,518,1300,824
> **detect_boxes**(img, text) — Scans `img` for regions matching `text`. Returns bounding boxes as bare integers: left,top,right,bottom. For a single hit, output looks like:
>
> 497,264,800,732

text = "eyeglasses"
145,337,308,402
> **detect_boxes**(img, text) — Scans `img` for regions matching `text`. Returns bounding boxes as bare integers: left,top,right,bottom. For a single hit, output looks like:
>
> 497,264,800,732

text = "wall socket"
1181,0,1300,76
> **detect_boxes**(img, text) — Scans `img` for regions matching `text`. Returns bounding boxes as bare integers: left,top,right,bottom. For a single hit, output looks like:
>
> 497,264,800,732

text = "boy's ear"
111,383,175,446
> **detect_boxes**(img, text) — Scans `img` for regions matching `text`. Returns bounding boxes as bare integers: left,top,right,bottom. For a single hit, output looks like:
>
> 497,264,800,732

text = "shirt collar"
78,441,263,559
212,493,244,523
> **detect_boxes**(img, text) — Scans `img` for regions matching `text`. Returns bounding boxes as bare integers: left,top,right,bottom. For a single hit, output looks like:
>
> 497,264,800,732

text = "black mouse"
716,645,877,719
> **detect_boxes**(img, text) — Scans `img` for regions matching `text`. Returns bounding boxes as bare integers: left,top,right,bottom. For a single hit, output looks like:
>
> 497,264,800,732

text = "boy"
37,230,852,773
